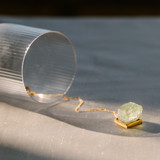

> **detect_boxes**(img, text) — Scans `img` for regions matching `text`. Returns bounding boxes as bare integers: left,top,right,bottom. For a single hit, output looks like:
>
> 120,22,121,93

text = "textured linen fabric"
0,17,160,160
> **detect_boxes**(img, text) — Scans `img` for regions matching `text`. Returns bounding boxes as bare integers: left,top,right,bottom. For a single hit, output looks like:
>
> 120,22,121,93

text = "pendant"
114,102,143,128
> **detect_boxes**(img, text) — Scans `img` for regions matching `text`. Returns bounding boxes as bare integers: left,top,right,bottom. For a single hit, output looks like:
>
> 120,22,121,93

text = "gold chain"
26,87,118,118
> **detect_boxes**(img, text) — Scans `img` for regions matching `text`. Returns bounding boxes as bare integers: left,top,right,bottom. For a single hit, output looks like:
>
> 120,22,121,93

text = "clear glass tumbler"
0,23,76,104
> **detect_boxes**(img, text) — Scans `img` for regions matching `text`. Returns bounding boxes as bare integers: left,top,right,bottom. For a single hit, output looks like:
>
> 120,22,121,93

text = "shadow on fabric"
0,145,55,160
0,94,160,138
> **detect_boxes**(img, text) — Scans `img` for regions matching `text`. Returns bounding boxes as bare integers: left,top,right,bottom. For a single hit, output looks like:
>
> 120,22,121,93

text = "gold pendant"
114,118,143,129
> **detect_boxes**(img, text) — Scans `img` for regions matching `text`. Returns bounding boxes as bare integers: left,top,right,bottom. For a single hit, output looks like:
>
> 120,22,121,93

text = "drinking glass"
0,23,77,104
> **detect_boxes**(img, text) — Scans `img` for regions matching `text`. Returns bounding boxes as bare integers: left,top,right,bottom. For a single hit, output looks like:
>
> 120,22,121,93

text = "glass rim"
22,30,77,104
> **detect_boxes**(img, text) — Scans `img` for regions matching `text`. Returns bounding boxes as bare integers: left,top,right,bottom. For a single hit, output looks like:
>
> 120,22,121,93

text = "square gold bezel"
114,118,143,129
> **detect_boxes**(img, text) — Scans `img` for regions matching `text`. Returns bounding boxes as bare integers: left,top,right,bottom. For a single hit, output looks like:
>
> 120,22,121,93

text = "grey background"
0,17,160,159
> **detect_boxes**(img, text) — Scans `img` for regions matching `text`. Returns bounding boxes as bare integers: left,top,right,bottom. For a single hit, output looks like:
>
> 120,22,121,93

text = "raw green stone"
118,102,143,124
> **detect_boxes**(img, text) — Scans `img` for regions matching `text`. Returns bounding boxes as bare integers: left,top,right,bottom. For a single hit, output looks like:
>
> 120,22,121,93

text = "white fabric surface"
0,17,160,160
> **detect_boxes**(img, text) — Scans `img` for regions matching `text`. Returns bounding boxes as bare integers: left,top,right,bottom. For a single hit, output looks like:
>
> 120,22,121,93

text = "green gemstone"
118,102,143,124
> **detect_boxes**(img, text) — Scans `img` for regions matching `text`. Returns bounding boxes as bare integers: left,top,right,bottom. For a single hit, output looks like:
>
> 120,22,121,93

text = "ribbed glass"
0,23,76,104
